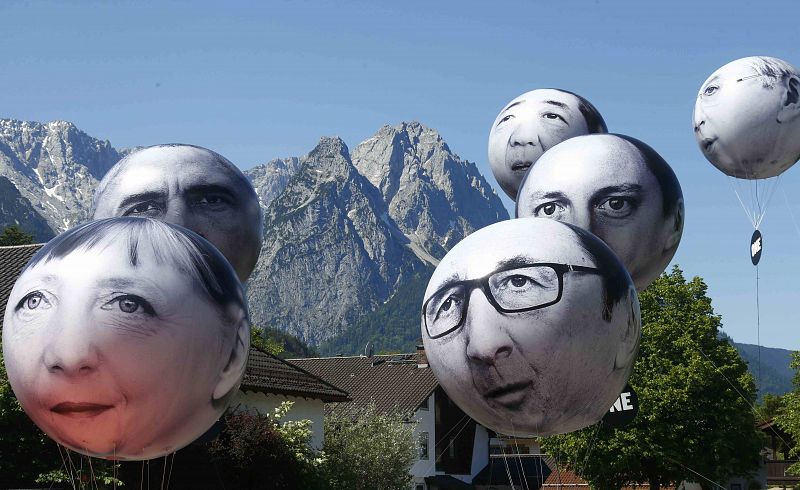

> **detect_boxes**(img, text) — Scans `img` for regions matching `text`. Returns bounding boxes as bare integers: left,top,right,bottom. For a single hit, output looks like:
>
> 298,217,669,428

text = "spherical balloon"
92,144,264,282
488,88,608,200
693,56,800,179
421,218,640,437
516,134,684,291
2,218,250,460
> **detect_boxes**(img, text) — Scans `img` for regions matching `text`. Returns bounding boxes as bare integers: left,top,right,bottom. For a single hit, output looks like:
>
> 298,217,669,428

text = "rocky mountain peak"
352,121,508,260
0,118,121,232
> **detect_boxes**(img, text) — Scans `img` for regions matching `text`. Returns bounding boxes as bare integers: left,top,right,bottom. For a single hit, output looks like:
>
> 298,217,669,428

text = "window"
419,396,429,410
416,485,425,490
418,432,429,460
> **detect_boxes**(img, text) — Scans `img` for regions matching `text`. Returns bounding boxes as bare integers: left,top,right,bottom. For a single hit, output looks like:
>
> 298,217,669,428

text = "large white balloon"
488,88,607,200
516,134,684,291
693,56,800,180
2,218,249,460
92,144,264,282
421,218,640,437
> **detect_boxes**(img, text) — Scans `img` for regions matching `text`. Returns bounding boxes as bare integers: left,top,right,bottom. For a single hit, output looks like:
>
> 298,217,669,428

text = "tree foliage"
208,402,326,489
776,351,800,475
0,224,35,246
323,404,417,490
0,331,64,487
541,267,763,490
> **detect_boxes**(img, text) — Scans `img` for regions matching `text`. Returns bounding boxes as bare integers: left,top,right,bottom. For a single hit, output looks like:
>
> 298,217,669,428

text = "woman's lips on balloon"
51,402,114,418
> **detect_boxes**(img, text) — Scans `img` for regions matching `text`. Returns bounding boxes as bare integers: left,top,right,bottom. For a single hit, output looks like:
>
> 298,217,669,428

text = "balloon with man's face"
2,218,250,460
516,134,684,291
488,88,608,200
421,218,640,437
92,144,264,282
693,56,800,180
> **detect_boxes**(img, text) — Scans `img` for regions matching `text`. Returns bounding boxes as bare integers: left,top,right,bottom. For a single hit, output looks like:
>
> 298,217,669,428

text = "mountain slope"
352,121,508,259
246,137,429,345
0,176,55,241
0,119,121,233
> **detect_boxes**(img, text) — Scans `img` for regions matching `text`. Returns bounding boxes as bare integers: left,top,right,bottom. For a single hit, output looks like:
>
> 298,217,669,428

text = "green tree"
776,351,800,475
0,224,34,246
0,335,63,487
759,393,786,421
323,404,417,490
251,327,285,356
541,267,763,490
208,401,325,489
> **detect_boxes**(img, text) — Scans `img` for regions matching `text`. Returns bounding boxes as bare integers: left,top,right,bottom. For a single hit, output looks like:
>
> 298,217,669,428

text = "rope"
756,265,762,388
664,456,727,489
782,185,800,238
695,344,793,452
500,440,516,490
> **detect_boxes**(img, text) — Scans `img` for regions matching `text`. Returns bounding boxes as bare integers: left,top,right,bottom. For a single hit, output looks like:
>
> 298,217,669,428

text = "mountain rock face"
247,124,508,344
247,137,428,344
352,121,508,259
0,176,55,241
244,157,303,210
0,119,121,232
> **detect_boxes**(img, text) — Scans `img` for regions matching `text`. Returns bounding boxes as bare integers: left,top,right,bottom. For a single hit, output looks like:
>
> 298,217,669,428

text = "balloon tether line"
756,264,762,391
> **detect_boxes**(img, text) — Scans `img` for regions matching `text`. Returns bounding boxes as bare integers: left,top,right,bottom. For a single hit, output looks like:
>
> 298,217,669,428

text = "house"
291,346,552,490
234,346,349,448
759,418,799,488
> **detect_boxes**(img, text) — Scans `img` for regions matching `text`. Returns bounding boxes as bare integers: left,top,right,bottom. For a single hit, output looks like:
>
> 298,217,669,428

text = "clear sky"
2,0,798,349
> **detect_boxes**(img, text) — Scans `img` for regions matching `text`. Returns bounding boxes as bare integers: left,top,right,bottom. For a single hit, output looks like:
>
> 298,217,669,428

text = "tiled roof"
0,244,43,329
541,456,676,489
243,348,350,402
289,353,438,414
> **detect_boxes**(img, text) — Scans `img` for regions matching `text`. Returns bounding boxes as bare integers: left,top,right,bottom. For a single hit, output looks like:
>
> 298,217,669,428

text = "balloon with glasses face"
516,134,684,291
488,88,608,200
693,56,800,180
421,218,640,436
2,218,250,460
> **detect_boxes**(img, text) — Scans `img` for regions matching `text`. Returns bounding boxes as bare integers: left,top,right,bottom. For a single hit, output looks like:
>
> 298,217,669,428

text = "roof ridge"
259,350,349,397
289,352,415,360
0,243,46,249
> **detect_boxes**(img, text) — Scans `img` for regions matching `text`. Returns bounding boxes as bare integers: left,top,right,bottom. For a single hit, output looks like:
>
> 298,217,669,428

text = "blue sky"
2,0,799,350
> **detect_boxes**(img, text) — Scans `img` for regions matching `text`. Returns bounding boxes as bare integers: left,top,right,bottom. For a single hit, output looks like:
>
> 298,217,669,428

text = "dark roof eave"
240,384,351,403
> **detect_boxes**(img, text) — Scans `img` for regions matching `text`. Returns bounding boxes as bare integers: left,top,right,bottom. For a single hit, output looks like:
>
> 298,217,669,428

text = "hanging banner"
603,384,639,428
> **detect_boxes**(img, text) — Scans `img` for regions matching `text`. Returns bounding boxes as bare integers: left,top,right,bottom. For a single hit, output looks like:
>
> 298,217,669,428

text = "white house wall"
232,390,326,449
411,391,437,486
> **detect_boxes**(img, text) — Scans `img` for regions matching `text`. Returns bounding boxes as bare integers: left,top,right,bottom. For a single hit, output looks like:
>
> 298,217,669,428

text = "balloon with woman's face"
488,88,608,200
421,218,640,437
516,134,684,291
2,218,250,460
693,56,800,179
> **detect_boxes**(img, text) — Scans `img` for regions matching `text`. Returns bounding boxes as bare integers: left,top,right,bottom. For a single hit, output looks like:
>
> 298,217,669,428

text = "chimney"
416,341,428,368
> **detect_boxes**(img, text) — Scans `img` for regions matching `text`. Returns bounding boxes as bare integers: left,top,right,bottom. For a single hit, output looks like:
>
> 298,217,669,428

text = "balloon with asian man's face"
488,88,608,200
421,218,640,436
2,218,250,460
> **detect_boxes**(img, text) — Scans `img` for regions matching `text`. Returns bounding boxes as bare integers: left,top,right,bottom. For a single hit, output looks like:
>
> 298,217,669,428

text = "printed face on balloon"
2,218,249,459
693,56,800,179
488,89,607,200
92,144,264,282
516,134,684,291
421,218,640,437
